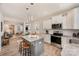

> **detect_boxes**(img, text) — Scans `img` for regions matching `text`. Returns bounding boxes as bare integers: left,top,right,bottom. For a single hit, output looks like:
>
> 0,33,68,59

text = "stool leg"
28,48,29,56
28,49,30,56
23,49,24,56
24,49,26,56
20,48,23,56
21,47,32,56
19,46,22,55
30,48,32,56
25,48,26,56
24,49,25,56
22,48,24,56
28,48,31,56
20,48,22,56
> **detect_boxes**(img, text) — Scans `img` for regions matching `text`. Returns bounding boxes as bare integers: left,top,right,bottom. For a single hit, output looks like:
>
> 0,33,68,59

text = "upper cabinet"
62,7,79,29
43,7,79,30
52,15,63,24
74,8,79,29
62,9,74,29
43,19,52,29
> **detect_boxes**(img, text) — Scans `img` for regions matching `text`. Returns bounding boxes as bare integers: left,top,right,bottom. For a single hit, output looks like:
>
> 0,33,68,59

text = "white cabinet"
52,16,58,24
44,34,51,43
61,46,79,56
63,7,79,29
62,9,74,29
52,15,63,24
43,19,52,29
47,7,79,29
43,14,63,30
61,34,79,56
61,36,72,48
74,8,79,29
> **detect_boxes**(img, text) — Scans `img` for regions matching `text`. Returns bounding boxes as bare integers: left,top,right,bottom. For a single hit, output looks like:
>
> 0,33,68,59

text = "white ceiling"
0,3,79,24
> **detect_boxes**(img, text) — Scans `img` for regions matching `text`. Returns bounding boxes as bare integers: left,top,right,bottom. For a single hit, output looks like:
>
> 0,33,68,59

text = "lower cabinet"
61,46,79,56
44,34,51,44
61,37,79,56
31,38,44,56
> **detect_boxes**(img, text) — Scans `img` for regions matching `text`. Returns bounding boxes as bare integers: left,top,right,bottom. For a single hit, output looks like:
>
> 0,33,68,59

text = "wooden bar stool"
19,41,32,56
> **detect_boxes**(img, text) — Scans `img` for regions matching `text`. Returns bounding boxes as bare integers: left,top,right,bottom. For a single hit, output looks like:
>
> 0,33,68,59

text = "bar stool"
19,41,32,56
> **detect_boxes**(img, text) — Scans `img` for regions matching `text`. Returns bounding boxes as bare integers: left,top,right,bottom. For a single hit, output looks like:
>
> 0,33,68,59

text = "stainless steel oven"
51,32,63,45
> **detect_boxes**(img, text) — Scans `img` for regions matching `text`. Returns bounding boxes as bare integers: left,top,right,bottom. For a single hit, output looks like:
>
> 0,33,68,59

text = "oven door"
51,35,61,44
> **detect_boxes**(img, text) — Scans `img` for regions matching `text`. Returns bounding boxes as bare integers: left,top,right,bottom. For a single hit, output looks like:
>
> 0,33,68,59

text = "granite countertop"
22,35,43,42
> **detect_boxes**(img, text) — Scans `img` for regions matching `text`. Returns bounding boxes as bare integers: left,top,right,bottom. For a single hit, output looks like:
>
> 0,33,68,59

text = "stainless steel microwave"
52,23,62,29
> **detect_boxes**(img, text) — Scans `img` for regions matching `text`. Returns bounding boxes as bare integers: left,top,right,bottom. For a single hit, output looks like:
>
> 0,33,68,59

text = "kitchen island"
22,35,44,56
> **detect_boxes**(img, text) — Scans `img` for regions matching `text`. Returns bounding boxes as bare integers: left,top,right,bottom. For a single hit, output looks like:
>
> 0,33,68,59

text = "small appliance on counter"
73,33,76,37
73,32,79,38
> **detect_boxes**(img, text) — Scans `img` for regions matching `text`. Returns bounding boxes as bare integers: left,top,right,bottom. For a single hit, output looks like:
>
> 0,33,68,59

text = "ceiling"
0,3,79,24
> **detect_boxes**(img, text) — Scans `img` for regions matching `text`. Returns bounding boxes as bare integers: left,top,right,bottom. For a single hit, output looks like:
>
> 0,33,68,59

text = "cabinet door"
74,8,79,29
52,16,57,24
67,10,74,29
43,19,52,29
63,10,74,29
44,34,50,43
57,15,63,23
52,15,63,24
